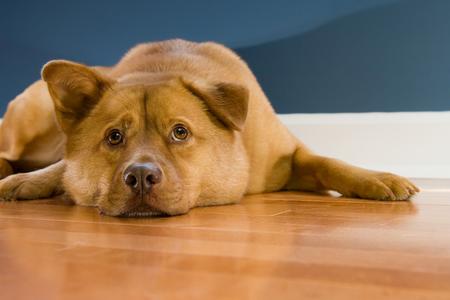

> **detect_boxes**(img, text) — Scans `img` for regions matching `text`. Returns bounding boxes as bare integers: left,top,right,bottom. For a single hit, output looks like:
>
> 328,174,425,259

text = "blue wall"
237,0,450,113
1,0,448,114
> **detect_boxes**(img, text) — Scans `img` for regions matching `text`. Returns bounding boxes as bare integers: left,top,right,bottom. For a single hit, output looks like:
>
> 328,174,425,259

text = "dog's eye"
171,125,189,142
107,130,124,146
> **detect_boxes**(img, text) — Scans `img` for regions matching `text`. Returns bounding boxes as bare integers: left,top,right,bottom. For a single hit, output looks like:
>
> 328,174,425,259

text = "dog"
0,39,419,216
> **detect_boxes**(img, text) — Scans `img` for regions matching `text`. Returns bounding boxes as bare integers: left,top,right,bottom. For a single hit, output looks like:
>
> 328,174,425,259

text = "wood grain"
0,179,449,299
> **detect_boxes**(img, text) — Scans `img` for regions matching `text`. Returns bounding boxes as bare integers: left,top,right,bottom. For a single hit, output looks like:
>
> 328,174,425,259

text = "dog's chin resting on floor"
0,39,419,217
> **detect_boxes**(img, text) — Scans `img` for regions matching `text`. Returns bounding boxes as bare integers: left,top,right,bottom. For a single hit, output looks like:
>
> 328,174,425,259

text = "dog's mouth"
118,203,167,218
121,210,164,217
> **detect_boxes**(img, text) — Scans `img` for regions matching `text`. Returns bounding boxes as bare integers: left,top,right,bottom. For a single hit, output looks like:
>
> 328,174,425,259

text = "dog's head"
41,60,249,216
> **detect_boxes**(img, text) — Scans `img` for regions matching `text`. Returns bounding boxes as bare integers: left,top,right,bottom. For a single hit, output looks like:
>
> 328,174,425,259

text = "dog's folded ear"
181,78,249,131
41,60,114,133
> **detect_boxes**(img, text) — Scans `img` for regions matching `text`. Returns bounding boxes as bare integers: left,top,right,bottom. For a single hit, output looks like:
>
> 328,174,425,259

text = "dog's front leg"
0,160,65,201
289,147,419,200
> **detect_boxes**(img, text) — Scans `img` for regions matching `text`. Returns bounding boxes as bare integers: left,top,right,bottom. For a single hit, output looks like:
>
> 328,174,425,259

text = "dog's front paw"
0,174,24,201
346,172,420,201
0,173,56,201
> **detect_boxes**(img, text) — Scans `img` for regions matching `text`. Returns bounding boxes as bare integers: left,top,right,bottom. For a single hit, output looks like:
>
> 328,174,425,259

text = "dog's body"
0,40,418,216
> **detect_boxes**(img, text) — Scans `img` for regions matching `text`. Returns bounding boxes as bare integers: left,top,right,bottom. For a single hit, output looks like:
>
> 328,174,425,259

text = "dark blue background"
1,0,449,114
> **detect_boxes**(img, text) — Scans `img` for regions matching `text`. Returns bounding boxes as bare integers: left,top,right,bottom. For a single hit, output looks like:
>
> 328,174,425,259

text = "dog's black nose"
123,163,162,193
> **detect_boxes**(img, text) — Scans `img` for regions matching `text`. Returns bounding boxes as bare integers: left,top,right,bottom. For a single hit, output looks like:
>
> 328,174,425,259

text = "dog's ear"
41,60,114,133
181,78,249,131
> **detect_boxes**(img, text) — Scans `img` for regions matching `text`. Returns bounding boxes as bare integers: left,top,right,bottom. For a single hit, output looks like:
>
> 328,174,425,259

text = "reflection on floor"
0,179,449,300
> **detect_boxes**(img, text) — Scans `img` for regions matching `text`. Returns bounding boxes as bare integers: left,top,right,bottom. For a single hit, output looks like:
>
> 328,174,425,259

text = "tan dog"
0,39,419,216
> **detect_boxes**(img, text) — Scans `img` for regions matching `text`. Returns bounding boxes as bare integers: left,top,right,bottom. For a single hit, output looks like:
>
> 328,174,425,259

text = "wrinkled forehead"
89,81,208,127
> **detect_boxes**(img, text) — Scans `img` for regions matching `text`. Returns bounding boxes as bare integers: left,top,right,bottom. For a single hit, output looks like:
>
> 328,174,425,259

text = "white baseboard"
1,111,445,178
279,111,450,179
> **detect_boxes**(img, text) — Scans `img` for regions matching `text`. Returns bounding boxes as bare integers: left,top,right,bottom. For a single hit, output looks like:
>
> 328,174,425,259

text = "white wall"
279,112,450,179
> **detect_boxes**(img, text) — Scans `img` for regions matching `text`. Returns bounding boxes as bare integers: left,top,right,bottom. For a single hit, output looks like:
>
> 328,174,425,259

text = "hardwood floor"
0,178,449,299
